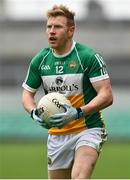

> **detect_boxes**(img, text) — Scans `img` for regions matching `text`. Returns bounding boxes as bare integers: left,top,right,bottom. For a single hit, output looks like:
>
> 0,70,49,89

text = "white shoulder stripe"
75,46,84,72
90,74,109,82
38,50,51,70
95,54,107,75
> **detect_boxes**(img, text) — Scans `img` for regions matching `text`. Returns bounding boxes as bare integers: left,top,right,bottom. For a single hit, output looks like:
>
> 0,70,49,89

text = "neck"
53,40,73,55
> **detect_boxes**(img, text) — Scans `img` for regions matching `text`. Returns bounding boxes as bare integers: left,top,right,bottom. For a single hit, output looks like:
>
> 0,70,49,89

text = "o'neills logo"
55,76,63,85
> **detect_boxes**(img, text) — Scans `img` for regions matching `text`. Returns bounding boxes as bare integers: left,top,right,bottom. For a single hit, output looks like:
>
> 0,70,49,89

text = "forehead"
47,16,68,26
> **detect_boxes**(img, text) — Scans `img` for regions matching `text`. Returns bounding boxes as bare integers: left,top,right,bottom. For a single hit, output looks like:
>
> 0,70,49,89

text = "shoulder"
74,42,97,71
75,42,106,65
75,42,96,58
31,47,51,67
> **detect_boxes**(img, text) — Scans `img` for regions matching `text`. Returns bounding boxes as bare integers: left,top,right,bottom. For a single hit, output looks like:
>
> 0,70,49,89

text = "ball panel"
37,92,71,125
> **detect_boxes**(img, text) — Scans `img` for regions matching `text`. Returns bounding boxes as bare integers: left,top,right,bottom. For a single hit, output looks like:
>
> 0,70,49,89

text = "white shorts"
47,128,107,170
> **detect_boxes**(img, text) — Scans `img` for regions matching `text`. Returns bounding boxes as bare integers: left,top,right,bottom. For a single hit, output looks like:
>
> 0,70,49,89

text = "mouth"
49,37,57,40
49,37,57,43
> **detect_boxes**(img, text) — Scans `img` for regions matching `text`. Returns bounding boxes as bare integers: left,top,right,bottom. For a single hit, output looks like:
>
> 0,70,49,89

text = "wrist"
30,109,34,119
30,108,37,119
76,108,84,119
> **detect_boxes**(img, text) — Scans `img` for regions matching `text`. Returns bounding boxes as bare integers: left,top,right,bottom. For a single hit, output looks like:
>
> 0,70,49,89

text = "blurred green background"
0,0,130,179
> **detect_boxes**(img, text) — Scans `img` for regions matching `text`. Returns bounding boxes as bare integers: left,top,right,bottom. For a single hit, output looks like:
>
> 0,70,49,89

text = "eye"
47,25,52,29
55,25,62,28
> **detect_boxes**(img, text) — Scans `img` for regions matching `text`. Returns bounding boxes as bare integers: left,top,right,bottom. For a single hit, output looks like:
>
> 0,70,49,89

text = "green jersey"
23,41,109,135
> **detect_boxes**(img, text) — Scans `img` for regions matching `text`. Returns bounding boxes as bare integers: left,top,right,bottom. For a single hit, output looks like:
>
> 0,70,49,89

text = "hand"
31,108,51,129
50,104,84,128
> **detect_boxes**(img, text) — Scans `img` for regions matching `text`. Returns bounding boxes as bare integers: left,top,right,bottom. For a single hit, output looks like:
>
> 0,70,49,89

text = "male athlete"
22,5,113,179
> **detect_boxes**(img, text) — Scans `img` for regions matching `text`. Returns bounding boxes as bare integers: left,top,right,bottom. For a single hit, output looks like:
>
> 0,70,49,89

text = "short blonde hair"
47,5,75,26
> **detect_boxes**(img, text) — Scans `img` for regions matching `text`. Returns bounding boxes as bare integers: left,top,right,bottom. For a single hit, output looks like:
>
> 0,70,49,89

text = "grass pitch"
0,142,130,179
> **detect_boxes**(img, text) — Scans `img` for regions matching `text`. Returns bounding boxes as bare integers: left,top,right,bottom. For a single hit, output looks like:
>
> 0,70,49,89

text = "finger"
49,118,63,124
50,114,63,119
41,122,51,129
37,118,44,123
59,103,71,111
36,108,43,116
51,122,64,128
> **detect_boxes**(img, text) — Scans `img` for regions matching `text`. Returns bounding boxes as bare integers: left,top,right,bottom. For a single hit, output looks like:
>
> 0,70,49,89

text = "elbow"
109,97,113,106
107,94,113,107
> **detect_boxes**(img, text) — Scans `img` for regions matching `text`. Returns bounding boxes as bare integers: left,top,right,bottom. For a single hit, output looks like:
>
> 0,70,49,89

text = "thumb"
59,103,71,112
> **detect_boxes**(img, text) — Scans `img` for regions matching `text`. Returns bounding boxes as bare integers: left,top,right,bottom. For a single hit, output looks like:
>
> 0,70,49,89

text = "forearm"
22,89,37,113
81,92,113,116
23,98,36,113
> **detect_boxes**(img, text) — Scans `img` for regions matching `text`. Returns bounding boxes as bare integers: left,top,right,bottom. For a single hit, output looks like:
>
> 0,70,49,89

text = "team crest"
68,61,77,69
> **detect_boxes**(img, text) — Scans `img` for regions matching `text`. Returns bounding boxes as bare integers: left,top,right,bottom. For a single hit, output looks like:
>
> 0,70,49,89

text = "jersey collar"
52,40,76,58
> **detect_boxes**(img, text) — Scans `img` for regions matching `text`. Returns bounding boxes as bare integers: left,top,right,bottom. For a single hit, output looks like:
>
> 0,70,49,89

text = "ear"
68,26,75,38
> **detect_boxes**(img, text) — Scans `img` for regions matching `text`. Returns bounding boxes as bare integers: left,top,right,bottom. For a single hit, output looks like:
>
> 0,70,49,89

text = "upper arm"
92,79,113,102
87,53,113,100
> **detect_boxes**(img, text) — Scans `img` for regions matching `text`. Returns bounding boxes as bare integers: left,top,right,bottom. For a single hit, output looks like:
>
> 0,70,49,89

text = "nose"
50,26,55,34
